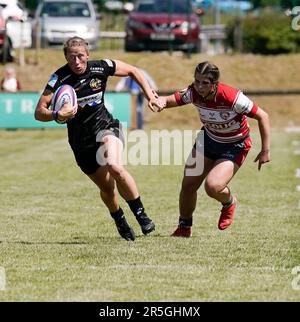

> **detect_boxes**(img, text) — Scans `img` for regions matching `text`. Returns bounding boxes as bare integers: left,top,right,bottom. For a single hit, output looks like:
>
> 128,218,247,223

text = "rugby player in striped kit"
157,62,270,237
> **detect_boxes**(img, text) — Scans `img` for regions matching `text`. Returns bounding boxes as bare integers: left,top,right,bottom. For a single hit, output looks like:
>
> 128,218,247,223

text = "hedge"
226,14,300,54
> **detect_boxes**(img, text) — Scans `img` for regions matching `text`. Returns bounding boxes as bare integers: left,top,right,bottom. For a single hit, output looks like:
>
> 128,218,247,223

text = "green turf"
0,128,299,301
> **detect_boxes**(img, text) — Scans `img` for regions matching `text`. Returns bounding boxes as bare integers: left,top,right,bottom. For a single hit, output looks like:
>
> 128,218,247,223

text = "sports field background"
0,125,299,301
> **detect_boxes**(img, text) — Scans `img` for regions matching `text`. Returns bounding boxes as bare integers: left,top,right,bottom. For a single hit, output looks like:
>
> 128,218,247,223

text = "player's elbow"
128,66,140,80
34,109,39,120
261,110,269,124
255,108,269,123
34,108,44,121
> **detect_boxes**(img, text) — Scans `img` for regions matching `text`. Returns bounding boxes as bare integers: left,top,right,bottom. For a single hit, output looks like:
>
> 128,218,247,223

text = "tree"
251,0,300,8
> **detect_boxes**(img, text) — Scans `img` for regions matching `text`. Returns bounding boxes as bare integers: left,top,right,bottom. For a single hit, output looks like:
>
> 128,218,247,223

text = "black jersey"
45,59,118,150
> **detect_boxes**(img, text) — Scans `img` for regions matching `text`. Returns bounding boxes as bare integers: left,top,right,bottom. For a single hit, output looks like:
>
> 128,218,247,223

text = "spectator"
1,66,21,92
115,69,157,130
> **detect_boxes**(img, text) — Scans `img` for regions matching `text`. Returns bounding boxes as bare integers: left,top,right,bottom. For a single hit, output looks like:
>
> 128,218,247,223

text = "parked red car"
125,0,201,52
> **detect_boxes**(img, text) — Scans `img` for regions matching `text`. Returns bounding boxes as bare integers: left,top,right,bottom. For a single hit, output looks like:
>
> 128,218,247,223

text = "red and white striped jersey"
174,82,258,143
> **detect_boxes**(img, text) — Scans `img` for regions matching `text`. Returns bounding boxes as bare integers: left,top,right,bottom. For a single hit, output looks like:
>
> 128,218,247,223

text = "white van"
32,0,100,49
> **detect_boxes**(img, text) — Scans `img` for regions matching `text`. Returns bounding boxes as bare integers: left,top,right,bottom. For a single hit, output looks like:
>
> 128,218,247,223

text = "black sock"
110,208,124,221
126,197,144,217
179,217,193,227
222,195,233,207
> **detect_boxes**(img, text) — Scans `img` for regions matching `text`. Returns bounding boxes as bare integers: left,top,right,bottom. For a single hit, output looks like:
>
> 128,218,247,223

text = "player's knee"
204,180,223,197
100,184,115,196
107,164,126,181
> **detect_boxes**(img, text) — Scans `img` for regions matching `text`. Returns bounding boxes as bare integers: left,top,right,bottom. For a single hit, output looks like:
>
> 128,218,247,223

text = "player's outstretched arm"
114,60,162,112
157,94,179,112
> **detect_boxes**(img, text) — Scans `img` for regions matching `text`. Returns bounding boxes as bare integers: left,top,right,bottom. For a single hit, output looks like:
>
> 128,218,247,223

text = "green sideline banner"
0,92,131,128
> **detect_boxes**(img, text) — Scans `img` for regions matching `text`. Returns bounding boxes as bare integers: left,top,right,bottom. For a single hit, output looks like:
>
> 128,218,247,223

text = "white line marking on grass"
296,169,300,178
112,264,202,270
298,200,300,210
285,127,300,133
110,264,288,272
297,186,300,192
0,267,6,291
294,150,300,155
291,266,300,291
292,140,300,146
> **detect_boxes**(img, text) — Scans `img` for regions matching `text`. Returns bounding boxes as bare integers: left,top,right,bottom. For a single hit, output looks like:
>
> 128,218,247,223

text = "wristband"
52,110,58,121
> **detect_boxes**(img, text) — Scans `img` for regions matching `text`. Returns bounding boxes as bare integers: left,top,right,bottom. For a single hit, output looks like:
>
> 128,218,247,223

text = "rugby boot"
114,216,136,241
135,210,155,235
218,195,237,230
171,226,192,238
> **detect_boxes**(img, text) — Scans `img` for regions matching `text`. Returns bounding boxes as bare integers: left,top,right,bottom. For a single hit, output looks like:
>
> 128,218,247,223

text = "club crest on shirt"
220,111,231,120
90,78,102,91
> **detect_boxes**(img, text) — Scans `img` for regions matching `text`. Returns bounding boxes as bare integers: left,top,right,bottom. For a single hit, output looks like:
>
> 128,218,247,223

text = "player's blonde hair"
63,36,89,56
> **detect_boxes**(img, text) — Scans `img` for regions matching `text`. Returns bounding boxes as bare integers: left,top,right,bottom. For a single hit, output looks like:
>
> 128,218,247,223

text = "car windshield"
135,0,192,14
41,1,91,17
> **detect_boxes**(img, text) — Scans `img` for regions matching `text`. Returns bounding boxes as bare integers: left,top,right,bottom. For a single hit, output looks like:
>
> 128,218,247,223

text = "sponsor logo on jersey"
90,67,104,72
77,92,103,107
205,119,237,130
221,152,235,159
209,112,217,120
48,73,58,88
90,78,102,91
198,107,236,123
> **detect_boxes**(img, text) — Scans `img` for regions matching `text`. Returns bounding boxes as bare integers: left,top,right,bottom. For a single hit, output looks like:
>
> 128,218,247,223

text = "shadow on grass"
0,233,179,244
0,240,89,245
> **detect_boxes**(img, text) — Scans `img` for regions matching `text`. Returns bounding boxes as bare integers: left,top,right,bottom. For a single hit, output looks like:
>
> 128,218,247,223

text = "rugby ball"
51,84,77,124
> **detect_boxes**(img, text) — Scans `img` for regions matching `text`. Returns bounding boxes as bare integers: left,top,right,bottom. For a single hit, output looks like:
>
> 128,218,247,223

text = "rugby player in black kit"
34,36,162,241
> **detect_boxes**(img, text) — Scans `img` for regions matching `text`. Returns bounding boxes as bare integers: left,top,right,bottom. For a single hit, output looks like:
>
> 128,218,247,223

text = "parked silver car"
32,0,100,49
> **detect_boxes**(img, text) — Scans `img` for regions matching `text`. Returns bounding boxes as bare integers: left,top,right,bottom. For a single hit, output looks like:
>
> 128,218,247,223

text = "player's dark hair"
195,62,220,83
63,36,89,56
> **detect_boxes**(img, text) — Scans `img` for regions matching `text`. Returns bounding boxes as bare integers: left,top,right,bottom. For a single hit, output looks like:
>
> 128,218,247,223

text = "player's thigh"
99,135,124,166
182,149,215,192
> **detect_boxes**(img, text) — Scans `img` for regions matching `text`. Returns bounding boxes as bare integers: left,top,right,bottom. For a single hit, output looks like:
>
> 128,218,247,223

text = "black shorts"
194,130,252,167
72,125,125,175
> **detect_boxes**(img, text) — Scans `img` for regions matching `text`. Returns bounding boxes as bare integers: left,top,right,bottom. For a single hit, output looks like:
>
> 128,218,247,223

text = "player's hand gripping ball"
51,85,77,124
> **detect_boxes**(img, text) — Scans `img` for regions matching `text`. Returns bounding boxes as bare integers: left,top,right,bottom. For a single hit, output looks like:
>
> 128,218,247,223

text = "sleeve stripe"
232,90,240,109
174,91,184,105
103,59,114,67
247,104,258,117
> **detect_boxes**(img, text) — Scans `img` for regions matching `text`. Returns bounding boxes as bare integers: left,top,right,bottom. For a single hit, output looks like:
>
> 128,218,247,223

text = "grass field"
0,127,299,301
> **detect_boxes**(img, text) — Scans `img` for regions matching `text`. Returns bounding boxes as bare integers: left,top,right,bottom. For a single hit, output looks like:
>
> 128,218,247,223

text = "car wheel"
124,41,140,52
1,37,14,62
